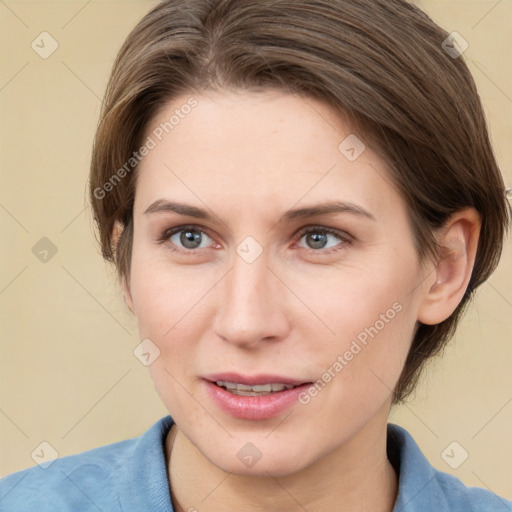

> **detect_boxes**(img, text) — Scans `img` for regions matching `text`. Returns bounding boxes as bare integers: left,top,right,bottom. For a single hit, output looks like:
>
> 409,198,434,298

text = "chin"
196,433,316,478
215,450,307,478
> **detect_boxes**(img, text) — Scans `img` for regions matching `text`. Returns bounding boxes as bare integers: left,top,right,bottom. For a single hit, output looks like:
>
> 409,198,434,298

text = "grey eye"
170,229,212,250
298,230,343,250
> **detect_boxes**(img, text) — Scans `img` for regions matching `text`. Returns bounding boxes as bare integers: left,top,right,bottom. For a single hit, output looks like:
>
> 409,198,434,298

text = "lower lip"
204,380,311,420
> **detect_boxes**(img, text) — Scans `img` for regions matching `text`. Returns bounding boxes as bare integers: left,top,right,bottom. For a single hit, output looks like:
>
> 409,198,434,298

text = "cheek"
295,256,415,345
128,257,213,396
129,253,209,337
293,258,418,400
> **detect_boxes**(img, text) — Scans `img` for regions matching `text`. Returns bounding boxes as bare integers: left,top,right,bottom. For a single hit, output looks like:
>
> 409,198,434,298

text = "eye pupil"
181,230,202,249
307,232,327,249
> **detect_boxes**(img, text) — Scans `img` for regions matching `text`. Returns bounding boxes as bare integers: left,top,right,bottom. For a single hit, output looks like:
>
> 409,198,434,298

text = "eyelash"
157,224,352,256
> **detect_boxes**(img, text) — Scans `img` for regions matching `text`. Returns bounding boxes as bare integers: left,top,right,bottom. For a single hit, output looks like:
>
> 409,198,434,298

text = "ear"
113,220,135,315
417,208,481,325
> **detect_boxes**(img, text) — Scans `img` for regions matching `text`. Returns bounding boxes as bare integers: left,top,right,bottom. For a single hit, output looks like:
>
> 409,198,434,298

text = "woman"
1,0,510,510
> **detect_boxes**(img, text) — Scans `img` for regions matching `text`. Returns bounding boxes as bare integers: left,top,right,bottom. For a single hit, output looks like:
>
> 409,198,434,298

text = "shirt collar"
119,416,450,511
119,415,175,511
387,423,439,511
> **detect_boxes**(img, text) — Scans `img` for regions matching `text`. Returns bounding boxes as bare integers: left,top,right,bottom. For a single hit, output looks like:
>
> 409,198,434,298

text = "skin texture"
121,89,481,512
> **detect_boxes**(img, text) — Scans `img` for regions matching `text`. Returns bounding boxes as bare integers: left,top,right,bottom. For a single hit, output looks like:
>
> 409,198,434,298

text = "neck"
166,414,398,512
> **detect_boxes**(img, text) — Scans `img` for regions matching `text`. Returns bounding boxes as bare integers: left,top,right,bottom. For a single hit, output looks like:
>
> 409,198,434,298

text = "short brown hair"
89,0,510,404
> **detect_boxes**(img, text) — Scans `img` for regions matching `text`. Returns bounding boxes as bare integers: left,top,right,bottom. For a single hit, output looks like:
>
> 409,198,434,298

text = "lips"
203,373,312,419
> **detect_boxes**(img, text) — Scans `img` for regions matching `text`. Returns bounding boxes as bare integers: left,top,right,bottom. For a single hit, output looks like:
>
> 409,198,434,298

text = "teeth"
252,384,272,392
215,380,296,395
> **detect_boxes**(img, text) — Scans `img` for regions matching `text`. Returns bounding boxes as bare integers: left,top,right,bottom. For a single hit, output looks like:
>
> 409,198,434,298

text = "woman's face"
125,89,430,476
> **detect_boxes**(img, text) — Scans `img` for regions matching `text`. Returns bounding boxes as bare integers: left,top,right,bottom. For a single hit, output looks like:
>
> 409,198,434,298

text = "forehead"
133,89,401,219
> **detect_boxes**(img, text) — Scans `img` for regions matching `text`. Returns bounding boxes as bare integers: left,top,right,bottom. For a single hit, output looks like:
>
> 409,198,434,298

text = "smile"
204,374,313,419
215,381,297,396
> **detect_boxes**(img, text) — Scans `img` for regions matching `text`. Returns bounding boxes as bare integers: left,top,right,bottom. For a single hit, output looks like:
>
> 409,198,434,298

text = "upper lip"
203,372,310,386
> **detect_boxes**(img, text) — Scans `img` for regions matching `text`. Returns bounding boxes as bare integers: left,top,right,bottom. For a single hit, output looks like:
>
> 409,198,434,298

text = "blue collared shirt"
1,415,510,511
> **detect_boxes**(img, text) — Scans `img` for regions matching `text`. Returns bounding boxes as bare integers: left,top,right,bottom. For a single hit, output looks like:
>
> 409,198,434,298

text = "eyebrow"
143,199,376,223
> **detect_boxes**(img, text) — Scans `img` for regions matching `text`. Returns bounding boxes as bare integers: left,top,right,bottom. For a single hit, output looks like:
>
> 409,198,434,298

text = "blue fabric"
1,415,510,511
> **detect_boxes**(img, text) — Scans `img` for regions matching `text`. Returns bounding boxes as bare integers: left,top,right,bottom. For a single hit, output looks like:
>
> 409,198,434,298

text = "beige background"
1,0,511,499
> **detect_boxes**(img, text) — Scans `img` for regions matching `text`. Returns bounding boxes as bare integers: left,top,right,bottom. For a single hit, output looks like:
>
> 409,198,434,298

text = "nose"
212,249,291,349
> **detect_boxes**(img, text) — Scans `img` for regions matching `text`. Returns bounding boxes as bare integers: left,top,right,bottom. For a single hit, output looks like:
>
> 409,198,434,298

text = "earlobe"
112,219,124,250
417,208,481,325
